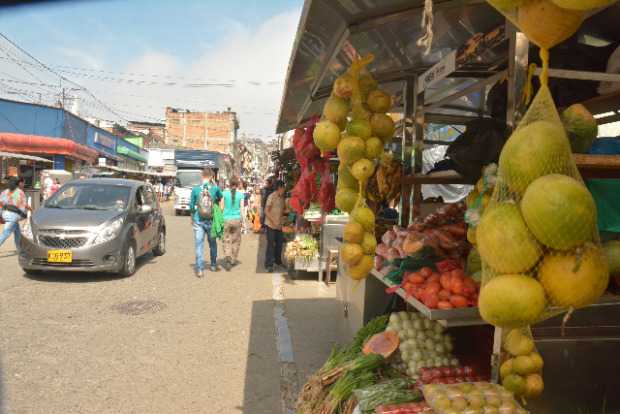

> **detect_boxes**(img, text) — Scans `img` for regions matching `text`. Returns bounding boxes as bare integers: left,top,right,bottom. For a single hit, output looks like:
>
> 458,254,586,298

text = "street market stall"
277,0,620,412
277,125,353,280
0,150,53,209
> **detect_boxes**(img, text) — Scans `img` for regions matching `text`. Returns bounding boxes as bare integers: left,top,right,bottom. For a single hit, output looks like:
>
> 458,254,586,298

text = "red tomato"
445,377,457,384
440,273,452,290
462,277,478,296
454,366,465,376
451,268,465,279
405,271,419,280
410,274,425,284
455,377,465,383
450,295,469,308
419,267,433,278
431,368,442,379
450,278,464,295
463,365,474,375
423,293,439,309
426,274,440,285
438,289,451,300
437,301,453,310
424,282,441,295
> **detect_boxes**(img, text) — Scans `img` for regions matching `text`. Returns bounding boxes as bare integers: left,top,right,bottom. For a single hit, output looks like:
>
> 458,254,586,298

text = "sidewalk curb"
272,273,299,414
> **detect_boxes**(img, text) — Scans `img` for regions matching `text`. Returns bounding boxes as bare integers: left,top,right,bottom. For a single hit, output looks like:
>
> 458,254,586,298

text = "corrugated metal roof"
0,151,53,163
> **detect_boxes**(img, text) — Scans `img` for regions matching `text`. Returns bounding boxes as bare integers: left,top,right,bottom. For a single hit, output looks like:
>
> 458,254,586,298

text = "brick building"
164,107,239,153
126,121,166,147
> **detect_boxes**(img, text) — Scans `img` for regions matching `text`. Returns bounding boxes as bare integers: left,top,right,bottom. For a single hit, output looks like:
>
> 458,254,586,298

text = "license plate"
47,250,73,263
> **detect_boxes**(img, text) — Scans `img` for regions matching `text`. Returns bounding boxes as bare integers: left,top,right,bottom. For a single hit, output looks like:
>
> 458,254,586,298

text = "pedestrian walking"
221,177,245,271
189,168,223,277
264,180,286,273
0,177,30,251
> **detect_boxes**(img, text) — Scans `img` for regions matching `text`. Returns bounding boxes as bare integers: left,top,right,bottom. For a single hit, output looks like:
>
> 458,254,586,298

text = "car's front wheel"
153,230,166,256
119,240,137,277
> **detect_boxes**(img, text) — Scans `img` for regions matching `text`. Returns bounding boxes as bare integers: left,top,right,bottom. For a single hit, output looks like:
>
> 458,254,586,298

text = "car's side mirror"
140,205,152,214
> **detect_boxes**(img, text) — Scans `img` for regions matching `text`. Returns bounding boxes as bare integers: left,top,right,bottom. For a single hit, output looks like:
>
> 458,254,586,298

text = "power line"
0,56,284,86
53,68,234,88
0,32,129,123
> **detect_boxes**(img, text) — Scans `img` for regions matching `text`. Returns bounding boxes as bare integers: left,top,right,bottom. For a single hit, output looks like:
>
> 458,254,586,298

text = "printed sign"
94,132,116,149
418,51,456,93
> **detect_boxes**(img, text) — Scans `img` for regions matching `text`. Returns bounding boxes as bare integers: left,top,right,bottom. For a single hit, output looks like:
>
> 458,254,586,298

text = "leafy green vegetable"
385,246,439,285
322,315,389,372
354,379,422,413
349,315,389,353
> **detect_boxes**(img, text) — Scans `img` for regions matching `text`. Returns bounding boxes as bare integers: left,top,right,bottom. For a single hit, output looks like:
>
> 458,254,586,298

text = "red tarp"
0,133,99,164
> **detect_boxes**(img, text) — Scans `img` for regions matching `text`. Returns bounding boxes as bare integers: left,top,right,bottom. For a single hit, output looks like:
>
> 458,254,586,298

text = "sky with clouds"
0,0,303,139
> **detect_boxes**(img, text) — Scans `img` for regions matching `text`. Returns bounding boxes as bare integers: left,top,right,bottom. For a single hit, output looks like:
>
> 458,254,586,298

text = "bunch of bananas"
368,153,402,205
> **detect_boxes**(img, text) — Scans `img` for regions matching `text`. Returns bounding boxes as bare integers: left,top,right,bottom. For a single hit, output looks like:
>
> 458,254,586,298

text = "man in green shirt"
189,168,223,277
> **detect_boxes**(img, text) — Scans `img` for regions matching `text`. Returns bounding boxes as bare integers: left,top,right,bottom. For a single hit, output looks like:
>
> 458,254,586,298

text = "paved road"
0,209,288,414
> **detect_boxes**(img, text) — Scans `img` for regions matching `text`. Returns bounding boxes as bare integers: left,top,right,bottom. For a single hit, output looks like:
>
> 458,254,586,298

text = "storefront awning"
0,133,98,164
117,146,147,162
0,151,53,163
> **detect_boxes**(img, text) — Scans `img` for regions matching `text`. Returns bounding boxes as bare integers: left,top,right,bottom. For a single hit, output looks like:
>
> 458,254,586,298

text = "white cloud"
55,46,103,70
77,9,301,139
125,52,179,77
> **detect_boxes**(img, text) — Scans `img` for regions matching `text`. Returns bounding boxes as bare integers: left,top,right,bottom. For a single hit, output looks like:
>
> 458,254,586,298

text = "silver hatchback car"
19,178,166,276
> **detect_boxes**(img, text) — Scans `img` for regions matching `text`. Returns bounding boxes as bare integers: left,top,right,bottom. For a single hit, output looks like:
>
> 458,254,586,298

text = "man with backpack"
189,168,223,277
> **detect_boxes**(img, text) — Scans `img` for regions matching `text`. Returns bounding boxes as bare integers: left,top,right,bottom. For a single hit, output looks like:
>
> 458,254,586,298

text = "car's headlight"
92,216,124,245
21,220,34,240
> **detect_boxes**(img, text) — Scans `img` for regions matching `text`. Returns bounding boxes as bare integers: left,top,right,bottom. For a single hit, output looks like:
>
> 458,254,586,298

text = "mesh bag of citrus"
499,327,545,401
476,84,609,328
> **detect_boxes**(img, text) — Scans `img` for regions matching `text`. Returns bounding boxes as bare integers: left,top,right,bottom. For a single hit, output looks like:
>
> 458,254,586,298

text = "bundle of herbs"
296,316,389,414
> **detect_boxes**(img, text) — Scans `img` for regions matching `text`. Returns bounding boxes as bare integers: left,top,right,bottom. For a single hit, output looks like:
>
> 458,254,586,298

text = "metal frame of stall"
278,1,620,410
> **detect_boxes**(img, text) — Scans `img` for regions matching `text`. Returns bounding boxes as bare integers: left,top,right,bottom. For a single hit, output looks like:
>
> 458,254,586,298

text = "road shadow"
242,297,342,414
22,253,158,283
254,232,270,274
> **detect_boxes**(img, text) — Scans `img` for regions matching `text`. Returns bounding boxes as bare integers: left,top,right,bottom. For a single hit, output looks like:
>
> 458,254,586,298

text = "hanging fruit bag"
477,0,610,330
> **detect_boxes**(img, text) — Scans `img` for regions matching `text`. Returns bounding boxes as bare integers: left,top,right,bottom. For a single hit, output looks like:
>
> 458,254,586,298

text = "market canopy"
0,151,53,163
277,0,510,133
0,132,99,163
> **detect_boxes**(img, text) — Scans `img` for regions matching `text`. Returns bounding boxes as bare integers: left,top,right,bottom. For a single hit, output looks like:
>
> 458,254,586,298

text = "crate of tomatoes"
400,262,479,311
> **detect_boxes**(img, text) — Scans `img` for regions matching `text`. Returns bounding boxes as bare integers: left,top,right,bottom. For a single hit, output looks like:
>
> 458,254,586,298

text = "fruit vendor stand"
281,122,356,281
277,0,620,412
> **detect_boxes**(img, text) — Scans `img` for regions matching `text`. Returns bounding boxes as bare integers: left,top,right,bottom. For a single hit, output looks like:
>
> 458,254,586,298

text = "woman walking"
221,177,245,271
0,177,29,251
